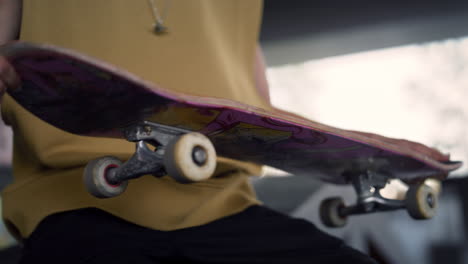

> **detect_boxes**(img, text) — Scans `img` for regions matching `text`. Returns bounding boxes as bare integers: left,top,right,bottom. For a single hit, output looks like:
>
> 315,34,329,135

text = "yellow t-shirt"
1,0,268,238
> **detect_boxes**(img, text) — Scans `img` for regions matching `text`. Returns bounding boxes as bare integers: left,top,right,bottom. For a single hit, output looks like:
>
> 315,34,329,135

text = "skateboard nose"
192,146,208,166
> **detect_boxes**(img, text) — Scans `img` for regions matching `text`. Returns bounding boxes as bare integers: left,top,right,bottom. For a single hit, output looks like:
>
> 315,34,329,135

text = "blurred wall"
260,0,468,66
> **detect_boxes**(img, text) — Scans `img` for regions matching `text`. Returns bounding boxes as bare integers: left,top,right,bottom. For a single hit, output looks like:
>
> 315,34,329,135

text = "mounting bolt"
143,125,152,135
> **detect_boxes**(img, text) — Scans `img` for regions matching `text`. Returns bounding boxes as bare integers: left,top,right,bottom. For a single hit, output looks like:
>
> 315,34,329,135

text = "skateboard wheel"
406,183,438,219
83,156,128,198
164,132,216,183
320,197,347,228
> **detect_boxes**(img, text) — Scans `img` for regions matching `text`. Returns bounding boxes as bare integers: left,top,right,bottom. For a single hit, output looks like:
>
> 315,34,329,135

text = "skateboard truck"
83,121,217,198
320,170,439,227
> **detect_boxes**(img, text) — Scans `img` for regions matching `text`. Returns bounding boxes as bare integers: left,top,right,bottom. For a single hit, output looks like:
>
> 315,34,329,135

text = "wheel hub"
426,193,435,208
192,146,207,166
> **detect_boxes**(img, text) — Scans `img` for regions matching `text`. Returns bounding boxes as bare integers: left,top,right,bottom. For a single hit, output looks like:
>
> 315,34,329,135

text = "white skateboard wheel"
83,156,127,198
164,132,216,183
319,197,348,228
405,183,438,219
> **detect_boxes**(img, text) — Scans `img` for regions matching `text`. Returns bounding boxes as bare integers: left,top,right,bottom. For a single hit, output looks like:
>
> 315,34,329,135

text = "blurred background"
2,0,468,263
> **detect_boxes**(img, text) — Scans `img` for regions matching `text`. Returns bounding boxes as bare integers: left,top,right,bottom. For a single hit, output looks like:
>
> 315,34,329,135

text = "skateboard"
1,42,462,227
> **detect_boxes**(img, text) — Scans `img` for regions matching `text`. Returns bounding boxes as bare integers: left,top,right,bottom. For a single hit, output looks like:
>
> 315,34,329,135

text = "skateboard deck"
1,42,461,185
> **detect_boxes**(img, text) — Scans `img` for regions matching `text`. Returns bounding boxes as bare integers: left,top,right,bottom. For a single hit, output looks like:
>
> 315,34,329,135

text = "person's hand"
0,55,20,100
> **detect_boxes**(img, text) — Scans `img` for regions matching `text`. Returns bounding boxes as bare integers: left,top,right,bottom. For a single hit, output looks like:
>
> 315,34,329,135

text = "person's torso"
1,0,265,238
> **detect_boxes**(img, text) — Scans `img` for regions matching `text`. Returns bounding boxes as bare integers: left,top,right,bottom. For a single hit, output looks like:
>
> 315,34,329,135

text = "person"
0,0,377,263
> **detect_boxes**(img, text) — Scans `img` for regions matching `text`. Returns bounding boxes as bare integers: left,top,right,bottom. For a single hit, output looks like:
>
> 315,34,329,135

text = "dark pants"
19,206,377,264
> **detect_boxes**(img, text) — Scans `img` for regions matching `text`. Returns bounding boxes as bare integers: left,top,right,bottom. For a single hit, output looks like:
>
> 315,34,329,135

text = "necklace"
148,0,171,35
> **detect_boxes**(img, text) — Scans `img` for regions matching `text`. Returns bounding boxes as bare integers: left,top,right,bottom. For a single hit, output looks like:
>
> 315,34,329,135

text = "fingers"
0,56,20,94
0,78,6,98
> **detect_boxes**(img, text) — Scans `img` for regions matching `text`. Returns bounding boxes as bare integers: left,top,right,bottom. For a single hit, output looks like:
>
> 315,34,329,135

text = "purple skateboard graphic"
1,42,462,226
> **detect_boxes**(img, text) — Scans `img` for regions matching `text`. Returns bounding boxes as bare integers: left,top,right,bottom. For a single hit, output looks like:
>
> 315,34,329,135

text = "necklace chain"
148,0,171,35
